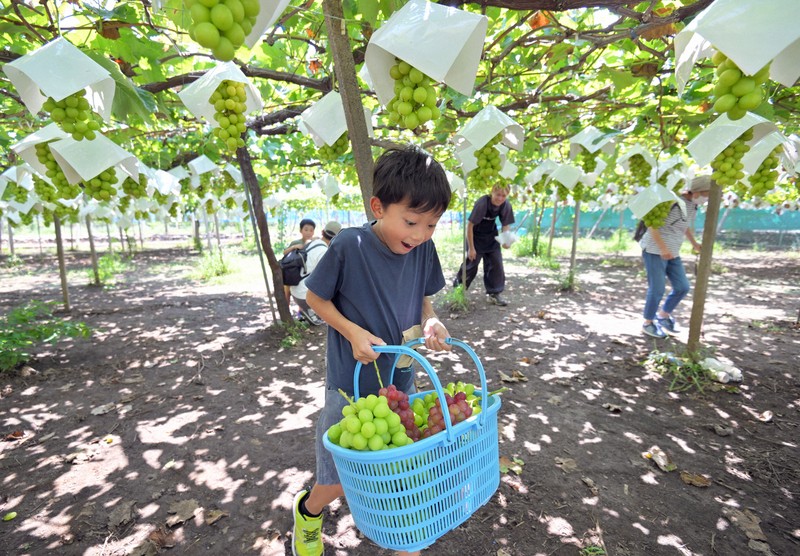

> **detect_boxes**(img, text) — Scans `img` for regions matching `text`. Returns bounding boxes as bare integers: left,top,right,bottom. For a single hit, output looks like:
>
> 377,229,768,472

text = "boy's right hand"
349,327,386,364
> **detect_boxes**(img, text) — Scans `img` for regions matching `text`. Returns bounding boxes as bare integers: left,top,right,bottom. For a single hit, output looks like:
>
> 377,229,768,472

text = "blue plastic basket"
322,338,501,552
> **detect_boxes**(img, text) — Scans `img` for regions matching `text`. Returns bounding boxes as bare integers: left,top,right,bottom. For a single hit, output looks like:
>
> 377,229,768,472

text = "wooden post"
86,215,100,286
568,200,581,289
687,182,723,355
54,214,70,311
547,198,558,259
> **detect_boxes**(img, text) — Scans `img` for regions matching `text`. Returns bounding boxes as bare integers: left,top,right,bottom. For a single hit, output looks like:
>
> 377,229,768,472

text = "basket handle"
352,338,490,443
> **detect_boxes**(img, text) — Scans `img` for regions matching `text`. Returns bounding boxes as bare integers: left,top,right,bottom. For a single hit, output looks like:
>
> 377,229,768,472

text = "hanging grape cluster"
628,154,652,188
186,0,260,62
318,133,349,161
642,201,673,229
467,133,503,191
711,51,769,121
556,181,571,202
42,89,102,141
710,129,752,187
742,145,783,200
35,142,80,199
33,176,64,226
83,168,118,202
385,59,441,131
210,79,247,152
578,147,599,173
122,174,148,199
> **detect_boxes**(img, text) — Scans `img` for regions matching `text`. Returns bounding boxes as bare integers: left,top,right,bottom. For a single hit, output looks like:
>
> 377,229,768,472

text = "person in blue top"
453,184,515,306
290,145,452,556
639,175,711,338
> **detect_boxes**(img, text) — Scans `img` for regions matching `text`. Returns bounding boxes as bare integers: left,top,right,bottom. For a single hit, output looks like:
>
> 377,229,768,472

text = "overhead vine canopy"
0,0,798,196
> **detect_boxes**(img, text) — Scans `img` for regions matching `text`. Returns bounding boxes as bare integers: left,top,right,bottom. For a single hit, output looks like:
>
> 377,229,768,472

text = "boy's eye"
405,220,416,226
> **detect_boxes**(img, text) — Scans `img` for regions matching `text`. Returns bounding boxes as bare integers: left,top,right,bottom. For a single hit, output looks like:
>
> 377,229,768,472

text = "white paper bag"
445,171,465,194
316,174,340,200
177,62,263,124
2,37,115,120
628,185,681,220
617,145,657,171
547,164,583,191
365,0,488,106
453,105,524,152
495,230,518,247
245,0,292,49
674,0,800,93
568,126,616,157
741,131,788,175
167,166,190,182
300,91,373,147
224,163,243,184
525,160,558,185
686,112,779,167
10,124,70,181
48,134,139,185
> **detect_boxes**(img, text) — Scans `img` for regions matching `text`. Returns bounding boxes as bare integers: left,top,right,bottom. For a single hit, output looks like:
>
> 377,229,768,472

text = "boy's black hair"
299,218,316,230
373,145,451,215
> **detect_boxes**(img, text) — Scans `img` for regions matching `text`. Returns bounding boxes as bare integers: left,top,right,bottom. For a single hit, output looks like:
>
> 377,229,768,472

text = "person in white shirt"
290,220,341,325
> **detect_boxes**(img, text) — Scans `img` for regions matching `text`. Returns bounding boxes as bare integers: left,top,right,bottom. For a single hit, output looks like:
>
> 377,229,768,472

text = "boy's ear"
369,196,384,218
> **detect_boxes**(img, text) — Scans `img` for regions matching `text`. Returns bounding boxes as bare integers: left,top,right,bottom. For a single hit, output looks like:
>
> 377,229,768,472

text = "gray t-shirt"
305,222,445,396
640,199,698,256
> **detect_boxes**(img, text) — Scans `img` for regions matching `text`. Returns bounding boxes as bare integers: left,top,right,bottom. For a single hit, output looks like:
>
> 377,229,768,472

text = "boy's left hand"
422,317,451,352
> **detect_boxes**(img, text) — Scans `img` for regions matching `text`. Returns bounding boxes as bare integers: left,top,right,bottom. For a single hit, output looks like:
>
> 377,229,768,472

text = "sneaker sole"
642,330,667,339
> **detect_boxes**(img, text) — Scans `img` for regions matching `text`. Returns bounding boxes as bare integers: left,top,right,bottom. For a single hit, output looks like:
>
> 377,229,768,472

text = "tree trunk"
687,182,723,355
8,221,14,256
54,214,70,311
37,214,43,255
547,199,558,259
586,207,607,239
214,213,222,250
138,221,144,249
237,145,291,323
322,0,375,219
568,199,580,289
86,216,100,286
106,222,113,253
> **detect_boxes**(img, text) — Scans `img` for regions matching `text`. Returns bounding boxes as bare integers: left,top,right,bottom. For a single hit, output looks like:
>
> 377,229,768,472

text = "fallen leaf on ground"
91,403,116,416
711,424,732,437
555,457,578,472
148,527,175,548
602,403,622,413
205,509,228,525
581,476,599,495
499,456,524,475
497,549,513,556
4,430,24,441
757,411,773,423
166,499,199,527
724,508,768,541
499,370,528,383
680,471,711,487
642,446,676,472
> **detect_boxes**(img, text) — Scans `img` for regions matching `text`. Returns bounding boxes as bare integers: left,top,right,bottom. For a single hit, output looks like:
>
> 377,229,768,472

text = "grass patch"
0,301,91,372
280,319,309,348
441,283,469,313
190,250,233,282
89,252,130,287
644,350,716,393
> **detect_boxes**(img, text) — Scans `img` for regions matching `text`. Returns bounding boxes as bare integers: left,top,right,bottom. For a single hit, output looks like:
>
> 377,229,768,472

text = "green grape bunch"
118,195,131,214
578,148,599,173
318,132,349,161
642,200,673,229
710,128,753,186
42,89,102,141
34,142,81,199
385,59,441,131
556,182,571,202
746,145,783,199
185,0,260,62
122,174,148,199
33,176,58,206
628,154,652,188
469,133,503,185
210,79,248,152
83,168,118,202
711,51,770,121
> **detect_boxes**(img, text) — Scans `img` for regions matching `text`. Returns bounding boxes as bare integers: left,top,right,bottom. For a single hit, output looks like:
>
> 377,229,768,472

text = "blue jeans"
642,251,690,321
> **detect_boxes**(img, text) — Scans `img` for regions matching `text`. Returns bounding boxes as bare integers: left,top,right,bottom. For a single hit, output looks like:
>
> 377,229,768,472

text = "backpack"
279,242,325,286
633,220,647,242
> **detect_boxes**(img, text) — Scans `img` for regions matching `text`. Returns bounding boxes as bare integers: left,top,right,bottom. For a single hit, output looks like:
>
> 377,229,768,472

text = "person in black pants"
454,185,514,306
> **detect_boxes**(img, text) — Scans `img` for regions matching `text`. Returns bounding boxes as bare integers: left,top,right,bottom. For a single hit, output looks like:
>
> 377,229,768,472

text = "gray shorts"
315,380,416,486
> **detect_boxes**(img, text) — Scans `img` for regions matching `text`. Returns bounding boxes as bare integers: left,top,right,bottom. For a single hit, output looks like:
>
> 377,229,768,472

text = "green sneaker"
292,489,323,556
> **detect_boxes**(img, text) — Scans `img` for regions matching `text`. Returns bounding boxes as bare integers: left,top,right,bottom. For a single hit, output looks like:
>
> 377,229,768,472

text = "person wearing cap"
283,218,317,306
290,221,342,326
639,175,712,339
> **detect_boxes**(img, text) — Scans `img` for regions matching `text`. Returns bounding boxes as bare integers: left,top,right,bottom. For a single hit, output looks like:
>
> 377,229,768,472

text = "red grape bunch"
318,132,349,161
34,142,80,199
83,168,118,202
42,89,102,141
185,0,260,62
385,58,441,131
209,79,248,152
710,128,753,187
745,145,783,200
421,391,473,439
642,200,673,229
711,51,769,121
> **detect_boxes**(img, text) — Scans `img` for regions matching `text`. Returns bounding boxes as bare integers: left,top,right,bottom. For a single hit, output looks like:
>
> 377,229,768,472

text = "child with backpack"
289,221,341,325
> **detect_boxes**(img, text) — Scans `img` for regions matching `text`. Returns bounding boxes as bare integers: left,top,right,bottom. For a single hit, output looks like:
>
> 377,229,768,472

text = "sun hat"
690,175,712,193
322,221,342,239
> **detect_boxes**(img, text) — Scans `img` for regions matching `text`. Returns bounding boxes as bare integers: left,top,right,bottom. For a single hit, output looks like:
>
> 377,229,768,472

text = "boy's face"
300,224,315,241
370,198,441,255
490,187,509,207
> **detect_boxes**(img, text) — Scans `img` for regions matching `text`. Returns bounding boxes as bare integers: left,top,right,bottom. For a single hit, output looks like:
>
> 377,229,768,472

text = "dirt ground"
0,243,798,556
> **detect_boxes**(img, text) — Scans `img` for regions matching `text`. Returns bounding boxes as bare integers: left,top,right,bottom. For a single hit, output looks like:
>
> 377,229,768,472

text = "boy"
290,220,341,326
283,218,317,306
292,146,452,556
453,184,515,306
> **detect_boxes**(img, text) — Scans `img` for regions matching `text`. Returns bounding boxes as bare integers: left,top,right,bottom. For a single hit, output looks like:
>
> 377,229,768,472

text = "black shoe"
488,293,508,306
301,309,324,326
